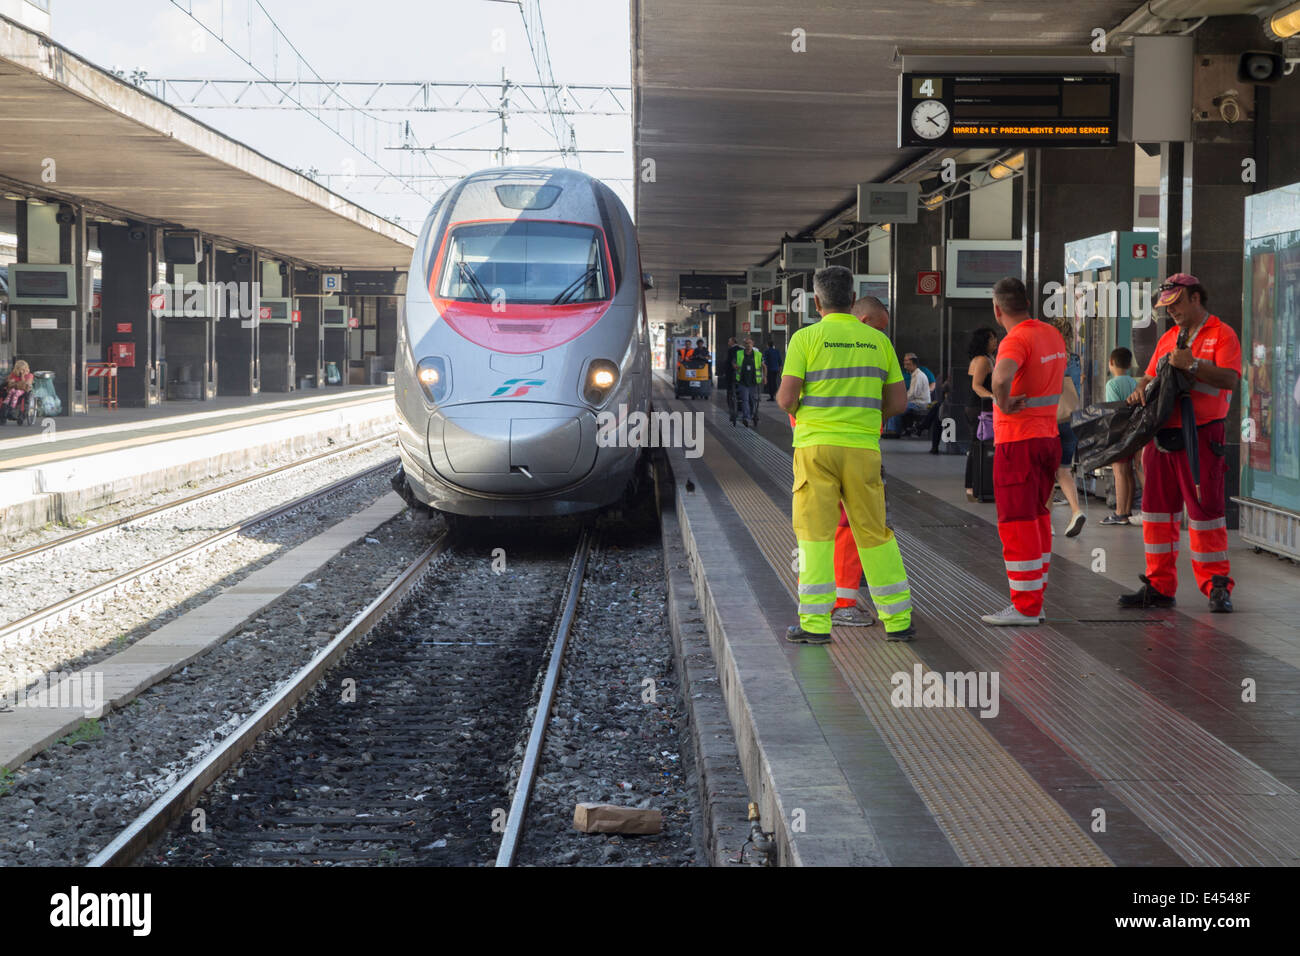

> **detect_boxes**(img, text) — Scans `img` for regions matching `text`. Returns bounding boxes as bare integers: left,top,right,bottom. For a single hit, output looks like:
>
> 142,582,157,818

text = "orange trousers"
834,504,863,608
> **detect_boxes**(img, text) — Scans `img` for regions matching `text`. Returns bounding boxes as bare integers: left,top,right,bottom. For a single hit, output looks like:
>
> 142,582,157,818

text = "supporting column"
215,248,258,395
294,268,324,389
258,258,295,392
98,222,158,408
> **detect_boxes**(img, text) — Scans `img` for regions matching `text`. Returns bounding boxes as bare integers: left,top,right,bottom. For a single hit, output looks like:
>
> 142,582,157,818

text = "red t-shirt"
1144,314,1241,427
993,318,1067,444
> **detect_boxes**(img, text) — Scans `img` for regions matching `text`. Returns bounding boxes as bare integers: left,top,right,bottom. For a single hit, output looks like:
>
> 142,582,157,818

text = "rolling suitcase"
971,437,996,503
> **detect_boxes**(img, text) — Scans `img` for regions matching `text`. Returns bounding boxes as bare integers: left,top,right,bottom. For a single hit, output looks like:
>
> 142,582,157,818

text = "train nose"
428,401,599,493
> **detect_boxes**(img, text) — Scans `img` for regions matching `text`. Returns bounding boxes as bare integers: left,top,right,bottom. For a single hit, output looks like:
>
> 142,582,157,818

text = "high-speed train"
392,167,651,518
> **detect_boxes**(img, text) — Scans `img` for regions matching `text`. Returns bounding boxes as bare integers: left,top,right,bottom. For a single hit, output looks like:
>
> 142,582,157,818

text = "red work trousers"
834,504,862,609
994,435,1060,617
1140,419,1232,598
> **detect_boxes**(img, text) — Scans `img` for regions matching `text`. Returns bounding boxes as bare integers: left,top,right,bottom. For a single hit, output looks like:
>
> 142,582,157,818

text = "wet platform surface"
656,372,1300,866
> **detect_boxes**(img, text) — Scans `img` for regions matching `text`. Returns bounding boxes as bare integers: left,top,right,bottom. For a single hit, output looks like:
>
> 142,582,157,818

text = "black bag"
1075,329,1196,474
972,436,996,503
1072,400,1136,470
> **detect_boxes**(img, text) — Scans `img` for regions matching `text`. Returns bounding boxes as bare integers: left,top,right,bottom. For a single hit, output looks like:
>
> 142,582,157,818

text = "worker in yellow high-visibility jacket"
776,266,916,643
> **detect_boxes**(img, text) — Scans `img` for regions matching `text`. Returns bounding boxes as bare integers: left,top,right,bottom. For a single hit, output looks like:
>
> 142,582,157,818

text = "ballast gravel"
0,507,442,866
0,444,399,700
512,521,702,867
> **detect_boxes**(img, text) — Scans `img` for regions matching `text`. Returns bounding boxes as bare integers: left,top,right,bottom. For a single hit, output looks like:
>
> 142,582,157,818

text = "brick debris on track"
514,519,700,867
146,528,585,866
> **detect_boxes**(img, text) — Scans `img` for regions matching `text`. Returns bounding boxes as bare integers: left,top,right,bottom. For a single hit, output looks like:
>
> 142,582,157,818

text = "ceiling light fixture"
1268,1,1300,38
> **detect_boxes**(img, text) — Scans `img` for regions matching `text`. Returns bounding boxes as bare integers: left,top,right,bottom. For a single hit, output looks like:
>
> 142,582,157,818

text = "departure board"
898,73,1119,148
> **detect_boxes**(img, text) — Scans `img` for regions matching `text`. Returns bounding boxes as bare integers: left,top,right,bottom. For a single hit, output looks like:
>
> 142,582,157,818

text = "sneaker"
1065,511,1086,537
1209,574,1233,613
980,604,1042,627
831,606,875,627
1099,513,1131,526
885,624,916,642
786,625,831,645
1117,575,1175,609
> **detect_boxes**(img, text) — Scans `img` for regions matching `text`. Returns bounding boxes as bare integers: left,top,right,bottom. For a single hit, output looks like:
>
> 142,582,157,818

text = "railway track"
0,443,400,651
0,432,397,568
91,527,595,867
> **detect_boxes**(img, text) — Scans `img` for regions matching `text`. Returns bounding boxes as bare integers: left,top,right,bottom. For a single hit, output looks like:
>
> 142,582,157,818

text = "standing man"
777,266,915,643
981,277,1067,627
1119,274,1241,612
735,336,764,427
824,295,894,626
763,339,783,402
721,336,743,424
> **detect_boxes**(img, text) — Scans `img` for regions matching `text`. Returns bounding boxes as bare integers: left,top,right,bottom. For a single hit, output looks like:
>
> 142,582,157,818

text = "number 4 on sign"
919,79,935,97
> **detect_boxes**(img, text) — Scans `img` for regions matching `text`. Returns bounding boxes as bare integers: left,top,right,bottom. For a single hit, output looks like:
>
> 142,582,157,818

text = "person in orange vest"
981,277,1067,626
1118,273,1241,612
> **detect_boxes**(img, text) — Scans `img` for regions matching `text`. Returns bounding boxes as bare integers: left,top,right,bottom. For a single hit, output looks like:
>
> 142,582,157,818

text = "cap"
1155,273,1200,308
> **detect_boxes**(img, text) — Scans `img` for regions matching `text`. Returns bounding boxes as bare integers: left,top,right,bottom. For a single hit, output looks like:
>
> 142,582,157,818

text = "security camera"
1238,50,1285,83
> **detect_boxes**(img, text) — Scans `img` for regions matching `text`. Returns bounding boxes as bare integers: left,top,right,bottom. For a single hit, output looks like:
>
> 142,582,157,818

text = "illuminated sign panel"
899,73,1118,148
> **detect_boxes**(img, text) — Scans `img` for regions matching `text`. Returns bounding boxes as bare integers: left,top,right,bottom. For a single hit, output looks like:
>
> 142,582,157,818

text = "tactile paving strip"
696,422,1112,866
702,400,1300,866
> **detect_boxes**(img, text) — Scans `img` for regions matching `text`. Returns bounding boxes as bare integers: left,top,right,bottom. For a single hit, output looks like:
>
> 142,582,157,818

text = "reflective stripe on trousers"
1140,419,1233,597
793,444,912,634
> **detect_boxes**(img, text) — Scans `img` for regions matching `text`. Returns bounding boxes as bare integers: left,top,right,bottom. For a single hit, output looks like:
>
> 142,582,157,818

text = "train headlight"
584,359,619,405
416,356,450,403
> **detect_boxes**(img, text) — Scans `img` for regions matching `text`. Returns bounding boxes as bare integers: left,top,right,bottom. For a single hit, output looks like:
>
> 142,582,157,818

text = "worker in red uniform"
1119,273,1241,613
981,278,1067,626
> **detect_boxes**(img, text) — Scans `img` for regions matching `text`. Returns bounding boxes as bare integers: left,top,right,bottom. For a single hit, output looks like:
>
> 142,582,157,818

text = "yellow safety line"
700,428,1112,867
2,395,392,469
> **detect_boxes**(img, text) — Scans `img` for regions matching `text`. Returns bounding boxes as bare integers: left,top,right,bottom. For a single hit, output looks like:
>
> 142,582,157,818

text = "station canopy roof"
0,16,416,269
633,0,1171,325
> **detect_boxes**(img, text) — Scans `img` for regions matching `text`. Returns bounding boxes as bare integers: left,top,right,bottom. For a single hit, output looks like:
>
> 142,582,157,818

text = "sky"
52,0,633,232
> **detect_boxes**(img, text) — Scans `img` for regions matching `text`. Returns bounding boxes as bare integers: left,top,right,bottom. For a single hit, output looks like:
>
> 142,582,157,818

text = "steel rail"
0,432,397,568
495,529,594,867
0,456,400,650
87,531,452,867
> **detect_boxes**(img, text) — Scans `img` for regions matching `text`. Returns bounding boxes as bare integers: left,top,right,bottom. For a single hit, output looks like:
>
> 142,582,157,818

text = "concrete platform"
0,492,407,770
0,387,396,539
658,374,1300,866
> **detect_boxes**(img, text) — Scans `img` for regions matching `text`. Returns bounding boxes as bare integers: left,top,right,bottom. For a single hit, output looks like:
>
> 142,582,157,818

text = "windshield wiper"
457,262,492,303
550,267,599,305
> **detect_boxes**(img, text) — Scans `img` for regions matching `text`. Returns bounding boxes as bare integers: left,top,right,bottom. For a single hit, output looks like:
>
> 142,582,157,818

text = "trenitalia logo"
491,378,546,397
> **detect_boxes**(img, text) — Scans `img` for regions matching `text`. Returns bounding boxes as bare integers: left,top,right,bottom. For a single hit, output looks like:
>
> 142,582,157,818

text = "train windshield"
436,221,610,305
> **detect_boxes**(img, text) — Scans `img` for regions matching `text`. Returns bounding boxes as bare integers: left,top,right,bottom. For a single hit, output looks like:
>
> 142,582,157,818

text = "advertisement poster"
1249,252,1274,471
1277,246,1300,482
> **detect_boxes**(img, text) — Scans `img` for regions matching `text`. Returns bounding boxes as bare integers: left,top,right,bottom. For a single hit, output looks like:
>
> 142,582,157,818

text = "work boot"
885,624,917,642
1117,575,1175,609
980,604,1042,627
786,625,830,645
831,606,875,628
1208,575,1233,613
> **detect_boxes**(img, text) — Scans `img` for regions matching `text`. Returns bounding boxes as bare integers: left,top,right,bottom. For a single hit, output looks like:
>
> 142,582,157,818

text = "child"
2,359,34,423
1101,347,1140,525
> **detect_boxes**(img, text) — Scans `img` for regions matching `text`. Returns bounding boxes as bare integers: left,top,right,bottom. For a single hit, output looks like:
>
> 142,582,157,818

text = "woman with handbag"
965,327,998,501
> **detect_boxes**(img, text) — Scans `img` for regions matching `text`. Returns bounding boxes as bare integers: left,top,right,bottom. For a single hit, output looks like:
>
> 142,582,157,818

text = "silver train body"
394,167,651,517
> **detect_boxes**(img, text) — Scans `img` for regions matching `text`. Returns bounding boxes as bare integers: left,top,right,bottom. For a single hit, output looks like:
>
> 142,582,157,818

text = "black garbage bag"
1073,400,1136,471
1075,330,1196,475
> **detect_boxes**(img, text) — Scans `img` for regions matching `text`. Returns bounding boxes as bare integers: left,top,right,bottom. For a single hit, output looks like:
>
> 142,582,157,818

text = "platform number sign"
322,273,343,293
